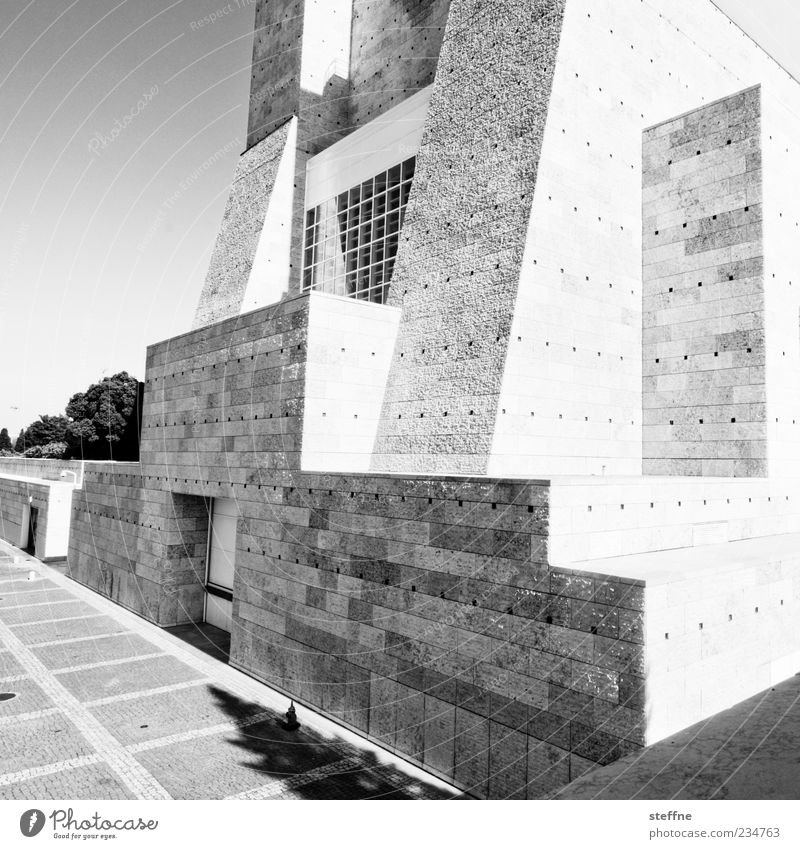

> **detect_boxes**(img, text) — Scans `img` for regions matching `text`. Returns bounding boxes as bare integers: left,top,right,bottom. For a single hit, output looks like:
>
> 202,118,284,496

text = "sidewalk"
552,672,800,799
0,544,460,800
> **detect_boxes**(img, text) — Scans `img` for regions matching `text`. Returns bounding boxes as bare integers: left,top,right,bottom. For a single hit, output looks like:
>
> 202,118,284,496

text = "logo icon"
20,810,46,837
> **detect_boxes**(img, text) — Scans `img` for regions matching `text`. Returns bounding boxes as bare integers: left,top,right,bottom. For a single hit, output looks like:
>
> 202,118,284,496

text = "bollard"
285,701,300,730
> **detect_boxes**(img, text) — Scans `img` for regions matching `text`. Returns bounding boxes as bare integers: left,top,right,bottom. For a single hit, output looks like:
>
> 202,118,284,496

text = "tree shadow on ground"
207,685,460,800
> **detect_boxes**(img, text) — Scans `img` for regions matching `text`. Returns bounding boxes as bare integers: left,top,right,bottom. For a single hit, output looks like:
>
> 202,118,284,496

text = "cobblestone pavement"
0,546,460,800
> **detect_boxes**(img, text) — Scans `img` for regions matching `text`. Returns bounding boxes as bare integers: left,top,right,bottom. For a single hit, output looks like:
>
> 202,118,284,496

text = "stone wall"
230,472,645,798
762,85,800,478
95,291,646,798
347,0,450,132
67,463,207,626
145,295,310,487
247,0,450,152
370,0,566,475
0,458,84,484
547,475,800,565
193,121,295,329
583,533,800,746
216,0,800,472
69,284,800,797
0,476,48,558
0,473,75,561
643,87,765,477
302,293,401,472
247,0,305,149
489,0,800,477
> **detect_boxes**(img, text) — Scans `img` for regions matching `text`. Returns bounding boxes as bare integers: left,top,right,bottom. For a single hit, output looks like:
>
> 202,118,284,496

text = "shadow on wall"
206,685,459,800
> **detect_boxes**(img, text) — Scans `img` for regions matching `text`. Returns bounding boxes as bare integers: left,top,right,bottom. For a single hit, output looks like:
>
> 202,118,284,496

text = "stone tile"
55,656,203,704
32,632,159,671
0,714,92,774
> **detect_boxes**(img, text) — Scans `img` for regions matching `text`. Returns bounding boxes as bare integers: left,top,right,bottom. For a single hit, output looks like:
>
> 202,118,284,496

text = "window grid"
302,157,416,303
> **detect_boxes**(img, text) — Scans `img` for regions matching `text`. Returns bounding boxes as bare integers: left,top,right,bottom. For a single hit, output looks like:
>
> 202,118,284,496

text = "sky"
0,0,799,439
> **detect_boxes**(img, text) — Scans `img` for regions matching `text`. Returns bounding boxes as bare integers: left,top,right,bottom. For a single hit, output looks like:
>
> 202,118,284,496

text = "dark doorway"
24,507,39,555
165,622,230,663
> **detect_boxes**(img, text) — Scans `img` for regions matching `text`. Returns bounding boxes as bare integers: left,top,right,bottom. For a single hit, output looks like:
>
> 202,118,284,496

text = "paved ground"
552,674,800,800
0,545,459,801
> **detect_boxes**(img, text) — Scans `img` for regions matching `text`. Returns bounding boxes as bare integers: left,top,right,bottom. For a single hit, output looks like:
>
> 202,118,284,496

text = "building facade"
4,0,800,798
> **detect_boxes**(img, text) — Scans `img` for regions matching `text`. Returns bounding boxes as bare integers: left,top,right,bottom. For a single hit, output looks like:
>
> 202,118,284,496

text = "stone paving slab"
0,714,93,775
133,723,344,800
90,682,268,747
0,599,97,627
0,761,135,801
32,632,157,670
0,650,26,679
0,676,54,717
12,615,126,646
291,763,439,800
0,578,59,593
0,587,75,608
0,550,460,800
55,655,203,704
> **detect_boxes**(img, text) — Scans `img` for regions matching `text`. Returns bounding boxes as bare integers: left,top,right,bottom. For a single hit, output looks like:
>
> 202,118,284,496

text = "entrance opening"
25,507,39,555
204,497,236,633
19,503,38,555
164,622,230,663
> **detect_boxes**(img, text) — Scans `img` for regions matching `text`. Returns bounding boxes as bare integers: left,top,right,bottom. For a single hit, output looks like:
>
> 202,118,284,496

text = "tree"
0,428,11,452
66,372,143,461
14,415,70,453
23,442,68,459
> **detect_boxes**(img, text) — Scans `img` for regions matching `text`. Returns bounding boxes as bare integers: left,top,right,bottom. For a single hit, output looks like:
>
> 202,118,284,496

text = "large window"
302,157,415,303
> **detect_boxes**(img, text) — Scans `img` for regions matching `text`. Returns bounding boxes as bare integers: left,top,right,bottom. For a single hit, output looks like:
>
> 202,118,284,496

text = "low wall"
70,458,646,798
0,458,85,485
640,534,800,743
229,471,645,798
67,462,207,626
548,476,800,564
0,473,74,560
